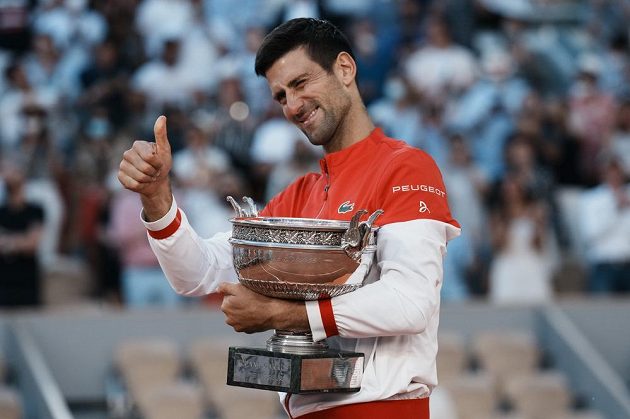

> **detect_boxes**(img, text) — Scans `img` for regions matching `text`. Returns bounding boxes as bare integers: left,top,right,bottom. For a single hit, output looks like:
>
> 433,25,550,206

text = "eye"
274,91,286,105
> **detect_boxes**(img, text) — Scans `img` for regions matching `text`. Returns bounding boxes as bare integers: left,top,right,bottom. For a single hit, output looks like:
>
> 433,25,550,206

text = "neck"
324,103,374,154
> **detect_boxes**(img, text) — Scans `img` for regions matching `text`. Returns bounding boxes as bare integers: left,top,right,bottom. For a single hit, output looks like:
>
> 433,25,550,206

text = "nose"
284,91,304,121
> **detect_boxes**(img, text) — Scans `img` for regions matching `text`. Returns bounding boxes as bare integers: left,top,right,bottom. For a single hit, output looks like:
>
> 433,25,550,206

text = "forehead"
265,47,324,89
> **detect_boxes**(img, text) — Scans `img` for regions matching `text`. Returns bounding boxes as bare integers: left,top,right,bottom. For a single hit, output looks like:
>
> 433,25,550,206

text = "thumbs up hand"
118,115,174,220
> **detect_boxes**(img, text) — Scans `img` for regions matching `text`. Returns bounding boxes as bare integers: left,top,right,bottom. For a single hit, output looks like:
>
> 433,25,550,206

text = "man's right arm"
117,116,238,294
143,197,237,295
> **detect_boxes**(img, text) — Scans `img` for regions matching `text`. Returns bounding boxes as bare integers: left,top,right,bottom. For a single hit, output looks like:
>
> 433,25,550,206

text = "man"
0,161,44,308
579,154,630,294
118,18,460,419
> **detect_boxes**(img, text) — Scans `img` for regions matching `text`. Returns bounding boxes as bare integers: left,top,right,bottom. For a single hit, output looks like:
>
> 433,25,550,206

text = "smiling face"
265,47,353,153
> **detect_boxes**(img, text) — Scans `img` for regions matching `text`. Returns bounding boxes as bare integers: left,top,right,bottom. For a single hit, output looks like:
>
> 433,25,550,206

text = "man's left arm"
303,149,460,340
305,218,459,341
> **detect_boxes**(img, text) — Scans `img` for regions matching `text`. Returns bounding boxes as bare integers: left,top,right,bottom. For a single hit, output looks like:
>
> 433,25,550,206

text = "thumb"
153,115,171,155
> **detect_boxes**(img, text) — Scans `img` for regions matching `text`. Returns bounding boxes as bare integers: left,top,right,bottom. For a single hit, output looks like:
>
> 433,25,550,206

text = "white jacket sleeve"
142,197,238,296
305,218,460,341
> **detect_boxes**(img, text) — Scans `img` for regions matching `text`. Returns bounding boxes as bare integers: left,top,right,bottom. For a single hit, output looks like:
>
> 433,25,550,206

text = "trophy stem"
266,330,329,355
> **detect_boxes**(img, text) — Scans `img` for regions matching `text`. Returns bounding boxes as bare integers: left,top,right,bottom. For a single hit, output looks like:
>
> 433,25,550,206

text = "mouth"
298,106,319,127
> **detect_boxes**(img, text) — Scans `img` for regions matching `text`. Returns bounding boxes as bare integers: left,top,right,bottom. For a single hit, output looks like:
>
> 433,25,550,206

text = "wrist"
271,299,309,332
140,183,173,221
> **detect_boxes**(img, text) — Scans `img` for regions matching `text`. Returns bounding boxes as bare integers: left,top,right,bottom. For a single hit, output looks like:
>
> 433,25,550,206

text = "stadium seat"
141,381,204,419
114,338,182,414
0,386,22,419
505,371,572,419
551,411,604,419
471,330,539,392
188,338,230,410
188,338,280,419
442,372,497,419
437,332,468,384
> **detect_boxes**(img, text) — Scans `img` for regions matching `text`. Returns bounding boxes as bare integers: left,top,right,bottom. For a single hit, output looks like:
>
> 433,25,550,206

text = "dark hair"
255,18,355,77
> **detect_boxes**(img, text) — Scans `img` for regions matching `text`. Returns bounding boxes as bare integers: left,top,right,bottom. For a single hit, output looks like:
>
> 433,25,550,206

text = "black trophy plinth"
227,346,364,394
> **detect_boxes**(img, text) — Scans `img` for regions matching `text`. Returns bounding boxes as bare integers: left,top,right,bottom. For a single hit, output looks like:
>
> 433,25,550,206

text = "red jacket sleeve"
374,148,459,228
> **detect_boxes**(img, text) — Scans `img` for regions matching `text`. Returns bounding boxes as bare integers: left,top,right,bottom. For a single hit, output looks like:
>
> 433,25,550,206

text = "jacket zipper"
315,160,330,219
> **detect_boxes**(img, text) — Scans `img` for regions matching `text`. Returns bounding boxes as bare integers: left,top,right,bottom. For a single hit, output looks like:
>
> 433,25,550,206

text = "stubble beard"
302,96,351,153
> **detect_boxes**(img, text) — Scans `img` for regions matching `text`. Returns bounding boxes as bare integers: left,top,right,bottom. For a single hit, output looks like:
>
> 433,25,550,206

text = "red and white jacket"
143,128,460,417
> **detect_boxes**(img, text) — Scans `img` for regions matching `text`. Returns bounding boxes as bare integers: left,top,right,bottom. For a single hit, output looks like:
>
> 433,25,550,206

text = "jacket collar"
318,128,385,175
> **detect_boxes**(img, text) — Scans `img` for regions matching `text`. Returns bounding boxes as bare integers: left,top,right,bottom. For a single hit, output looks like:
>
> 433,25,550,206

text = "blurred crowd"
0,0,629,309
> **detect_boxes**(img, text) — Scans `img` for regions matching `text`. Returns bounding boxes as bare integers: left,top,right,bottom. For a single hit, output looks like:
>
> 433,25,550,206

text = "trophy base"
227,346,364,394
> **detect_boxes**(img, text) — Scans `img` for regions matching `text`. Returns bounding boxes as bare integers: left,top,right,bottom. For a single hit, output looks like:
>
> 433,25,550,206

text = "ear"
334,52,356,87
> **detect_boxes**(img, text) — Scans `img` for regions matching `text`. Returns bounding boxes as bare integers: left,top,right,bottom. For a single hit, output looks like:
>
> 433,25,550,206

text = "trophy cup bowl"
225,197,383,394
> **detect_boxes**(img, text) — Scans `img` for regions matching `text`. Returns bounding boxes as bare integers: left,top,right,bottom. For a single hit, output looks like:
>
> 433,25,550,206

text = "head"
5,62,30,90
255,18,362,152
425,16,452,48
161,39,180,67
184,125,208,150
1,158,27,202
505,134,537,174
255,18,355,80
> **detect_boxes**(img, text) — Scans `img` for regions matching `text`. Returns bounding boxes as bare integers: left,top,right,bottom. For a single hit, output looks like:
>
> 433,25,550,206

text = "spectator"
171,124,232,238
368,73,424,148
131,38,192,110
265,138,321,202
108,188,183,308
250,105,317,198
78,40,129,127
609,100,630,178
134,0,194,58
488,173,558,304
0,159,44,308
0,61,59,151
441,134,488,300
404,15,478,101
349,17,397,105
209,74,256,178
540,98,584,186
579,155,630,294
568,55,618,185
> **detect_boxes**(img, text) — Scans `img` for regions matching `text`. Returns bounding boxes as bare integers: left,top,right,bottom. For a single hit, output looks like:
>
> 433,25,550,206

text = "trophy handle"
242,197,259,217
341,209,383,261
359,209,384,248
227,196,245,217
227,196,259,218
341,209,368,249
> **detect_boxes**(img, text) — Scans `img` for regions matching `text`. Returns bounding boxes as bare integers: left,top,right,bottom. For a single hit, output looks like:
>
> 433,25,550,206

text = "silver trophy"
225,196,383,394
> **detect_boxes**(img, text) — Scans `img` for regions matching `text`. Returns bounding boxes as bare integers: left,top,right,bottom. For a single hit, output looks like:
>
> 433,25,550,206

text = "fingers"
217,282,238,295
117,140,165,192
122,144,162,175
119,159,156,184
154,115,171,155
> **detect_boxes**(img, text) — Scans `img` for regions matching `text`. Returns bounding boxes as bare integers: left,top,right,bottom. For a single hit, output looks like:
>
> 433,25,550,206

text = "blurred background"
0,0,629,418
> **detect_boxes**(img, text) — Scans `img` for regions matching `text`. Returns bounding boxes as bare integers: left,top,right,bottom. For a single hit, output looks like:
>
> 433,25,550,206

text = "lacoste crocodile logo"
338,201,355,214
